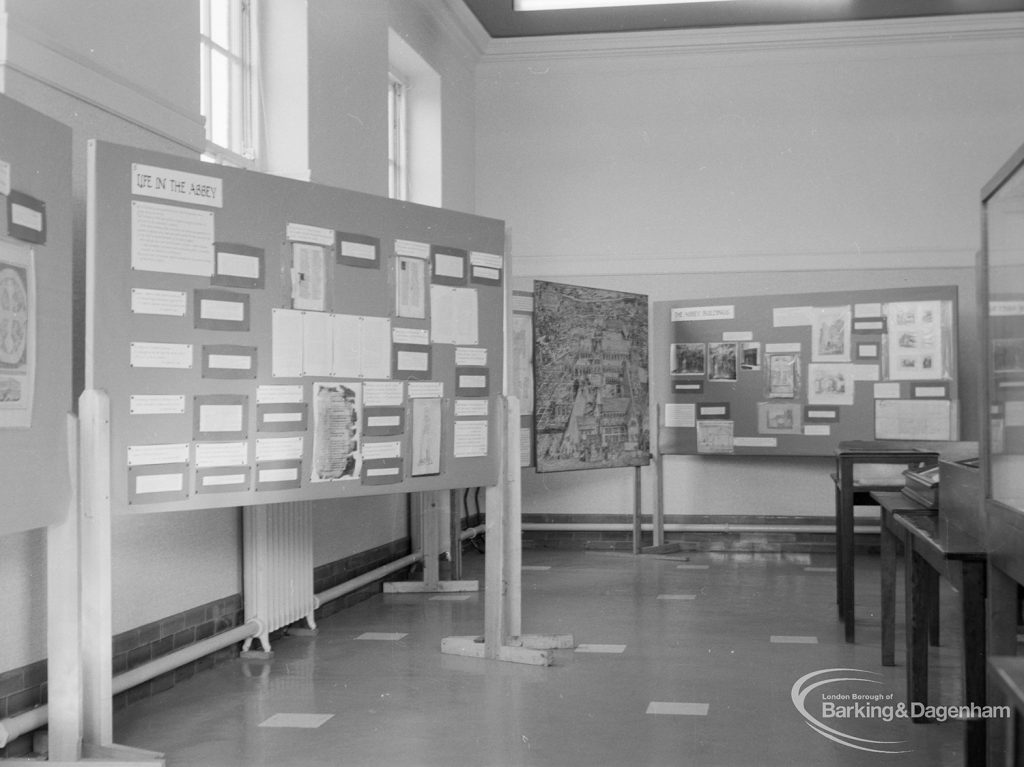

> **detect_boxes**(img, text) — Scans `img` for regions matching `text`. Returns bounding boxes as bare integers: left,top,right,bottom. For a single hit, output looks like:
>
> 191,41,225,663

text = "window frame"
387,70,410,201
200,0,258,168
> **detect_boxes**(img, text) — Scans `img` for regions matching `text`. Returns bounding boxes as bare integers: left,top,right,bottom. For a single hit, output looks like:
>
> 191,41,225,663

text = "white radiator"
242,502,317,652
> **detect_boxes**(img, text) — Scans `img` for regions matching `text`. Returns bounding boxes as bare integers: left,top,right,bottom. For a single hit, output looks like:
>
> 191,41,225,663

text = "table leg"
962,561,987,766
988,565,1021,765
907,548,930,721
880,514,897,666
927,567,940,647
835,483,843,612
841,485,856,642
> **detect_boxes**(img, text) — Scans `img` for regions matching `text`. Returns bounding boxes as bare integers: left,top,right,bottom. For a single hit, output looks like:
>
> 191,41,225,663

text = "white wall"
476,15,1024,521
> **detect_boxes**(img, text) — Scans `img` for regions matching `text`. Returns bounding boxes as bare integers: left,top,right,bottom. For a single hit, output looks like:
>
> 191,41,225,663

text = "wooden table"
892,510,987,765
833,445,939,642
873,491,939,667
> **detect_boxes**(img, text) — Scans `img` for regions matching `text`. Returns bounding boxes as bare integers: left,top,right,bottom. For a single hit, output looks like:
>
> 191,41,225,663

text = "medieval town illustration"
533,281,649,472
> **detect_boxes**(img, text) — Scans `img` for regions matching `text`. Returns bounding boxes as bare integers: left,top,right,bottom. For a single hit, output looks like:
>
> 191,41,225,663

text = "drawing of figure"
818,316,846,356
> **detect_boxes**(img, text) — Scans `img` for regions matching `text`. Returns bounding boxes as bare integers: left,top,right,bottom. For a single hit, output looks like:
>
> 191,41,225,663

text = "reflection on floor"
114,548,974,766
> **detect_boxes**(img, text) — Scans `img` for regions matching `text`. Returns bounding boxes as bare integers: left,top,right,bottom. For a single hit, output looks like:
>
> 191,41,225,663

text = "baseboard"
521,513,878,554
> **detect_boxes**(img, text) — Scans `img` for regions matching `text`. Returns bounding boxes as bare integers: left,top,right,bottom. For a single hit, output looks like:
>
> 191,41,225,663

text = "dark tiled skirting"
522,513,879,554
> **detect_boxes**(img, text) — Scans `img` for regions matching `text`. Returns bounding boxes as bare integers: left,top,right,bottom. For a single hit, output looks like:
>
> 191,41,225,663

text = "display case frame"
980,139,1024,584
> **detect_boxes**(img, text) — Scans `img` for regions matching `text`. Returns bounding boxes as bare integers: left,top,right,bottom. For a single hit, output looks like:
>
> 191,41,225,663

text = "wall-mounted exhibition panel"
0,94,73,535
87,141,505,512
654,286,959,456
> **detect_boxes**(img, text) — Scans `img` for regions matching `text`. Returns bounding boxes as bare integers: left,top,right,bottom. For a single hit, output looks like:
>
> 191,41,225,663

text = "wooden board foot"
641,543,681,554
441,635,485,658
384,579,479,594
496,645,553,666
441,636,555,666
511,633,576,650
8,741,170,765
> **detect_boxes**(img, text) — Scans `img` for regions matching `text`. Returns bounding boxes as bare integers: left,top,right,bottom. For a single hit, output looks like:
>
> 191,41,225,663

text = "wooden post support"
79,389,115,746
7,392,168,765
73,390,165,765
632,464,642,555
385,491,478,594
642,421,679,554
46,414,84,761
442,396,573,665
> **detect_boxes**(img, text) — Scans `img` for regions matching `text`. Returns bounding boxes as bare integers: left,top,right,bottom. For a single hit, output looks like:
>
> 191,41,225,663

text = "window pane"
210,0,232,49
230,59,245,152
210,50,231,148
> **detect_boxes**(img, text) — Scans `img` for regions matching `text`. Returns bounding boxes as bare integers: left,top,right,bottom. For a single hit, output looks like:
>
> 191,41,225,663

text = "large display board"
87,141,505,512
654,286,959,456
533,280,650,472
0,94,73,535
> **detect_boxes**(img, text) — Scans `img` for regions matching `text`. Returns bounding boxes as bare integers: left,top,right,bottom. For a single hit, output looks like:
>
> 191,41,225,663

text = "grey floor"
114,547,973,766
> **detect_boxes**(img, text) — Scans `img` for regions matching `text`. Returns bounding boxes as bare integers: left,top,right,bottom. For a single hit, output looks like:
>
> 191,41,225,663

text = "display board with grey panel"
0,94,73,535
87,140,505,512
654,286,959,456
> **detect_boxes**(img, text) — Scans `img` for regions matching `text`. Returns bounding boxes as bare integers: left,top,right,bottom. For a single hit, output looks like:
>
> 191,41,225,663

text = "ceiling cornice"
475,10,1024,62
438,0,493,59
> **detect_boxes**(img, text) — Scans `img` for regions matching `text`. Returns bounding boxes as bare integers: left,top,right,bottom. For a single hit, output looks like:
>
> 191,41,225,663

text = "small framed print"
670,342,706,376
757,402,802,435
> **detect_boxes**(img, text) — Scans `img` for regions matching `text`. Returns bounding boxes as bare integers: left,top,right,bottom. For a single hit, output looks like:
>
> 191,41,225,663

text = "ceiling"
460,0,1024,38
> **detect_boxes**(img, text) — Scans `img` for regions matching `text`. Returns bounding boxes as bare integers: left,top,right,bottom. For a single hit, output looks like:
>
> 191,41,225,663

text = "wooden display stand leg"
384,491,478,594
641,425,677,555
9,394,164,764
442,397,574,666
73,391,165,764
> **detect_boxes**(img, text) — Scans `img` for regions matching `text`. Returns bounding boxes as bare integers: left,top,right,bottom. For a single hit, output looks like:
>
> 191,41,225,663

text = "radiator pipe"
0,620,261,748
314,551,422,608
460,523,485,540
0,703,47,749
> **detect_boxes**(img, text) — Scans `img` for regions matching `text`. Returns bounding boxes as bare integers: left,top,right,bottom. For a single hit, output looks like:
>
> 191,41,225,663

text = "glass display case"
982,141,1024,520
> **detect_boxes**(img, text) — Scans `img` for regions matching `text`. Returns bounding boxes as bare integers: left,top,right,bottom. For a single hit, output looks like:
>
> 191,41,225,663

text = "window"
387,30,441,206
387,71,409,201
200,0,258,167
